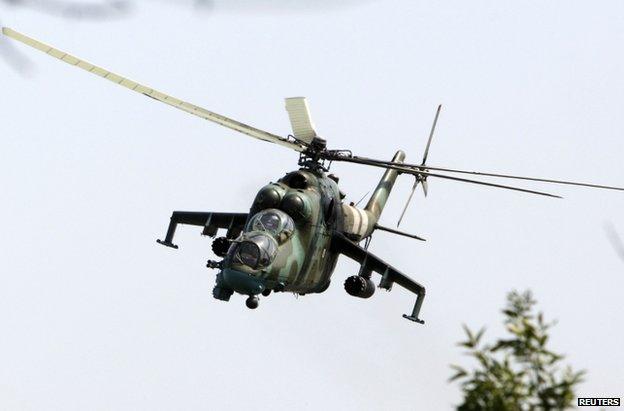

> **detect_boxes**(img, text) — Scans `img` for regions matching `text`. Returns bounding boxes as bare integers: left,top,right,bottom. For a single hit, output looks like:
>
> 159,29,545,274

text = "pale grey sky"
1,1,623,410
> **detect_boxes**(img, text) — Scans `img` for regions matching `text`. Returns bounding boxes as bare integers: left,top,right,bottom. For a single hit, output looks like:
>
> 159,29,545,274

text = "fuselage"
218,150,406,298
219,169,344,296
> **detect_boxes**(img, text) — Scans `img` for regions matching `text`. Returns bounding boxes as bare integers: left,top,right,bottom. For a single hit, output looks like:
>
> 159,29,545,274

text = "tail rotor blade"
605,223,624,262
397,104,440,227
421,104,442,166
422,179,429,197
397,178,420,227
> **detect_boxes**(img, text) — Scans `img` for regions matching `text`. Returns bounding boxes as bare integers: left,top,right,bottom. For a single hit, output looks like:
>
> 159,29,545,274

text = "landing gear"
261,289,271,297
245,296,259,309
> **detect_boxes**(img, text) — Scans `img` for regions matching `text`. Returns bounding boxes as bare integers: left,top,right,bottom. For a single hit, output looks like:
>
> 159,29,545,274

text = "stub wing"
157,211,248,249
331,232,426,324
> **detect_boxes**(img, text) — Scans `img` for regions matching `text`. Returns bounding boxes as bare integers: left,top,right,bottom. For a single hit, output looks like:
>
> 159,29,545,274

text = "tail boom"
340,151,406,241
365,150,406,220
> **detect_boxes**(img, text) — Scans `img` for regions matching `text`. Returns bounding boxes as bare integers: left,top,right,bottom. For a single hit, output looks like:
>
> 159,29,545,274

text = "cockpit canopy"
230,209,295,270
234,232,278,269
246,208,295,242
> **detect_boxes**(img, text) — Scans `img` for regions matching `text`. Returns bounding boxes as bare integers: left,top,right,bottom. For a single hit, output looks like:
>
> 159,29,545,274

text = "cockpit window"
234,232,278,269
259,212,281,232
247,208,295,242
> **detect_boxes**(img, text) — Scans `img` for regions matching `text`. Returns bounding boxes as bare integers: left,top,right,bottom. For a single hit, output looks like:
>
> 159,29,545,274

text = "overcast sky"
1,1,624,410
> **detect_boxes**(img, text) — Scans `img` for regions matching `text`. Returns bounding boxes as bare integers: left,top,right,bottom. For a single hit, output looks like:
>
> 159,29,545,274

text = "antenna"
354,191,370,207
397,105,442,227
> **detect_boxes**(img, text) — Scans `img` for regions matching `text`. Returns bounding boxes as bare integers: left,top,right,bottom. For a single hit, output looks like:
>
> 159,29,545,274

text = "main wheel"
261,289,271,297
245,296,259,309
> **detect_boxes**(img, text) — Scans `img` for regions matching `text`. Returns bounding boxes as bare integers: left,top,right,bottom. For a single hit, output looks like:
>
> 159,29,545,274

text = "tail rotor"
397,104,441,227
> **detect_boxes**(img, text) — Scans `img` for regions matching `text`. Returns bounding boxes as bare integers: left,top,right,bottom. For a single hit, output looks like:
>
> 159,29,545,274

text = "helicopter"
4,27,624,324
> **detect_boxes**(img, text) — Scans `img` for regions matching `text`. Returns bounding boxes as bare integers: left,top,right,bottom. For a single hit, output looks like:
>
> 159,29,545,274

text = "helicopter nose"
221,268,266,296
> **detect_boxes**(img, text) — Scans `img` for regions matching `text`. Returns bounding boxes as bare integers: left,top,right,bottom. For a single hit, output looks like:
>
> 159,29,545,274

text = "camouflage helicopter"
5,28,624,324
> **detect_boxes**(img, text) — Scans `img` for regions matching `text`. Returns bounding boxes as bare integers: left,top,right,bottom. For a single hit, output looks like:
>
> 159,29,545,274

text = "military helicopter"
4,27,624,324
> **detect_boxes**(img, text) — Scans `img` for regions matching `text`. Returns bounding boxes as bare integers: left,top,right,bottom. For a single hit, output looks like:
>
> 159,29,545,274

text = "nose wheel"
245,296,259,309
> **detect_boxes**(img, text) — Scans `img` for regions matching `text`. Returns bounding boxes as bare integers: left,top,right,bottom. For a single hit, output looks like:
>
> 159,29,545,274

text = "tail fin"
365,150,406,221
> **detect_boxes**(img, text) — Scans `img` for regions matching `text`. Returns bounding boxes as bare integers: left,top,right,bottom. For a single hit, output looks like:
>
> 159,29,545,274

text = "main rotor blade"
2,27,306,153
327,155,562,198
341,155,624,193
421,104,441,165
422,171,562,198
414,164,624,192
285,97,318,145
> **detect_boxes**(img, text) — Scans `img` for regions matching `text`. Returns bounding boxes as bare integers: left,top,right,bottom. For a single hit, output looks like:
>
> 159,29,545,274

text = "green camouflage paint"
365,150,406,220
221,152,404,296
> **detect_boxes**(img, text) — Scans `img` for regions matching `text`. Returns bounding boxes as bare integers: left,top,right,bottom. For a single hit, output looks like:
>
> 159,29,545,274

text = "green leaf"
450,289,584,411
474,327,486,344
449,368,468,382
503,309,518,318
463,324,475,342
